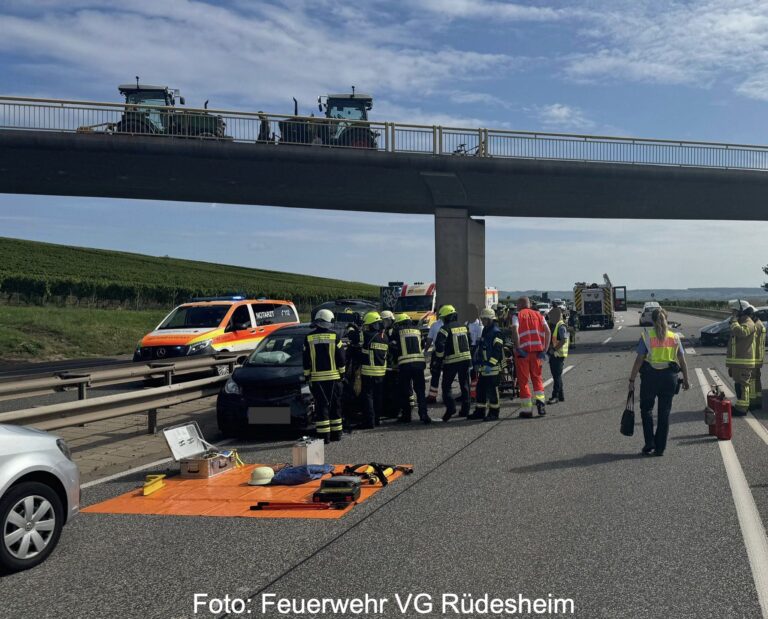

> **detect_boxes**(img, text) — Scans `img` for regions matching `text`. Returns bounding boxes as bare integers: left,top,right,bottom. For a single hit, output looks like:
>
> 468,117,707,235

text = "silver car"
0,424,79,573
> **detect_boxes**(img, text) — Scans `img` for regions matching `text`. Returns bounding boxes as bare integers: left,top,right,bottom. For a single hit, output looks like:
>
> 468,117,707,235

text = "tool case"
292,436,324,466
162,422,236,479
312,476,361,504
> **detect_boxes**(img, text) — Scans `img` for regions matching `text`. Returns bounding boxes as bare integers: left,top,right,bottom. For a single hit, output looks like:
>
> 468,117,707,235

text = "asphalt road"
2,310,767,619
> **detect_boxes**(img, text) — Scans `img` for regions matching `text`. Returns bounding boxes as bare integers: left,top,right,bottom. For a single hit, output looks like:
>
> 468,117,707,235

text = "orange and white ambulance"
133,296,299,362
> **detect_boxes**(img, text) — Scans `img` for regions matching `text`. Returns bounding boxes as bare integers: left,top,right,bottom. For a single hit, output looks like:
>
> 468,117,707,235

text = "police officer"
433,304,472,422
359,311,389,428
726,299,756,415
302,309,345,443
390,313,432,424
547,307,569,404
469,308,504,421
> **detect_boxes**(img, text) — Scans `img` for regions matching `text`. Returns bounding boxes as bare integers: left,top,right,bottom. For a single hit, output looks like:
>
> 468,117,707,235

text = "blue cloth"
271,464,334,486
556,325,568,341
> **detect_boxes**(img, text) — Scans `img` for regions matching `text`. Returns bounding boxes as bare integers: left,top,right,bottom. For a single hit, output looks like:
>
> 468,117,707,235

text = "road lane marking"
602,337,612,344
81,438,236,489
617,326,623,331
695,370,768,617
706,368,768,447
695,368,768,619
718,442,768,618
708,368,735,398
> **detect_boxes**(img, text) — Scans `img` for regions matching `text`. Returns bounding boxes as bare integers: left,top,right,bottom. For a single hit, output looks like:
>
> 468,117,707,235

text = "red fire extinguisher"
705,386,732,441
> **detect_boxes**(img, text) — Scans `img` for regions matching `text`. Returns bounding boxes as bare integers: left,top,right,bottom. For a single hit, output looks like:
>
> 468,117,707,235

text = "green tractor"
115,78,226,138
278,87,378,148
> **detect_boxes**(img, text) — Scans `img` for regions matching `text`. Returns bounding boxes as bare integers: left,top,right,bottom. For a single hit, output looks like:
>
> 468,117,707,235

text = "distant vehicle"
574,273,622,329
485,287,499,309
0,425,79,574
639,301,661,326
699,306,768,346
279,87,377,148
114,79,225,137
134,296,299,363
393,282,437,335
535,302,551,316
216,324,345,437
310,299,378,327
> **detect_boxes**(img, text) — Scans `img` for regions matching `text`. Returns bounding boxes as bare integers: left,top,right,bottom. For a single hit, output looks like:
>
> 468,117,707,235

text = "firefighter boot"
536,400,547,416
468,408,486,420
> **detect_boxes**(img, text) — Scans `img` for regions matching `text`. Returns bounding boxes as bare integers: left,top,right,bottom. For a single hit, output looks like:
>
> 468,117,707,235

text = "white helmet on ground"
248,466,274,486
314,308,335,328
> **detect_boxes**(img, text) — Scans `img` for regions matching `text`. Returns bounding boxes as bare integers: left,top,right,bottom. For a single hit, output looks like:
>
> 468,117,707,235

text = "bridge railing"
3,95,768,170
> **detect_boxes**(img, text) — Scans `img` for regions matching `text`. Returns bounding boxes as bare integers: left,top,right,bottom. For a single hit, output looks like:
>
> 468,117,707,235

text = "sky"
2,0,768,290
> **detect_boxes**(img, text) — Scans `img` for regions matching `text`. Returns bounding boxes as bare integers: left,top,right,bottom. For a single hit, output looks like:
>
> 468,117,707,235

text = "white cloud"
414,0,564,22
530,103,595,132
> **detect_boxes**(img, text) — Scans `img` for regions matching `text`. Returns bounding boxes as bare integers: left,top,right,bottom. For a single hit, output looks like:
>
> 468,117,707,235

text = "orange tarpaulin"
82,465,406,519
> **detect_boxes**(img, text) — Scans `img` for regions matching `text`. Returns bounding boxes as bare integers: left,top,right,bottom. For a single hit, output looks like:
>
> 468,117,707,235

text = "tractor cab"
322,92,373,122
118,83,184,108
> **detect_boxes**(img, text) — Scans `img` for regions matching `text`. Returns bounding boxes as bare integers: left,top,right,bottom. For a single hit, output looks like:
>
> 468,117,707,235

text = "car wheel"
0,481,63,574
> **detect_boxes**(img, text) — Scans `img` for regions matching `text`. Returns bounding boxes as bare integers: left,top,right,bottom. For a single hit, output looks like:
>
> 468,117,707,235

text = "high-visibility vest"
754,319,766,365
727,318,756,368
303,330,344,381
552,320,569,358
517,308,546,352
435,324,472,365
394,327,425,367
641,328,678,369
361,330,388,377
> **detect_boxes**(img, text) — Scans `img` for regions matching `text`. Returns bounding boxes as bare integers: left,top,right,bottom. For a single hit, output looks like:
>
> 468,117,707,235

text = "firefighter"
433,305,472,421
379,310,399,416
726,299,756,416
566,306,578,350
359,311,389,428
511,297,551,418
302,309,345,443
748,307,765,410
469,308,504,421
547,306,569,404
342,310,364,427
390,313,432,424
628,307,690,456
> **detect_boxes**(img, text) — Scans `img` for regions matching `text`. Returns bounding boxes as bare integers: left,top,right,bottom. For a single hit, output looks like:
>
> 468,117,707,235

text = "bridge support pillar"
434,208,485,323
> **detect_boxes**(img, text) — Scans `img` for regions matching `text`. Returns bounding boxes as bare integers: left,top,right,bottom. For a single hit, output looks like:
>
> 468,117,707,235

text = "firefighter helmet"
438,304,457,319
394,313,410,324
363,311,382,326
480,308,496,320
314,309,334,327
247,466,274,486
380,310,395,322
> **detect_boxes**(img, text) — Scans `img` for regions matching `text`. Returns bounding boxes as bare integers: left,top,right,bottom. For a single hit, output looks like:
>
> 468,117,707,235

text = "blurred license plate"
247,407,291,424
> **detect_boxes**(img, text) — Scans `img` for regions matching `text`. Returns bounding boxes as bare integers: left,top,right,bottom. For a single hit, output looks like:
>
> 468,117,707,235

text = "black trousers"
429,358,442,394
549,355,565,400
310,380,342,438
639,366,678,453
476,374,500,417
398,364,427,420
361,375,384,426
442,361,471,415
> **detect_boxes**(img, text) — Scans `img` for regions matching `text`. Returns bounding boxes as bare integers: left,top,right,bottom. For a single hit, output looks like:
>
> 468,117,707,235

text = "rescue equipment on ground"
142,474,166,496
271,464,335,485
250,501,348,511
339,463,414,486
162,422,244,479
313,476,362,504
292,436,325,466
705,386,732,441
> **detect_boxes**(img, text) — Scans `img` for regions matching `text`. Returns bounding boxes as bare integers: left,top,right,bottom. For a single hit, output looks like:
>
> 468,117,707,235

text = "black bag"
620,390,635,437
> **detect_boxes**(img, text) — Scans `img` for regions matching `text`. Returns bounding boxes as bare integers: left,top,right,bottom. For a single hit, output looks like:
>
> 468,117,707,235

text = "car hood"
141,327,222,346
232,364,303,387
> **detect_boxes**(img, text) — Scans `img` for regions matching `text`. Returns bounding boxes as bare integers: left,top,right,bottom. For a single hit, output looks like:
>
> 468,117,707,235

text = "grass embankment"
0,305,167,361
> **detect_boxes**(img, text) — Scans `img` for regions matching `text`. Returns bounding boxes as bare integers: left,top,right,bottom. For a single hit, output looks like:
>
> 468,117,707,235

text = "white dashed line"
617,326,623,331
695,367,768,618
543,364,574,387
707,368,735,398
602,337,612,345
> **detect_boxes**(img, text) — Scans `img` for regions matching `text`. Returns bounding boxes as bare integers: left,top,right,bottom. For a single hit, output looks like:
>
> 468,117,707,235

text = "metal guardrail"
3,95,768,170
0,354,239,403
0,375,227,433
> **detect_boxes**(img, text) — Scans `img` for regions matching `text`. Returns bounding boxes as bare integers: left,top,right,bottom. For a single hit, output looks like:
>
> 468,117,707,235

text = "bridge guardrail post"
147,409,158,435
437,126,443,155
432,126,438,155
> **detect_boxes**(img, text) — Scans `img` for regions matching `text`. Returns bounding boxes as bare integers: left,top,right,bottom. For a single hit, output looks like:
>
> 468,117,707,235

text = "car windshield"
247,333,304,366
158,305,229,329
394,295,433,312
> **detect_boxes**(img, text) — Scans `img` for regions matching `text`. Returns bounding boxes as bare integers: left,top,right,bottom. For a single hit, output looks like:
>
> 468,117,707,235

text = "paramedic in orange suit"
511,297,551,418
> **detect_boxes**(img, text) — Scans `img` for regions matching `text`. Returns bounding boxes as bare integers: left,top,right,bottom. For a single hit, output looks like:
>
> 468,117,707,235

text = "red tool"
706,386,732,441
250,501,349,511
